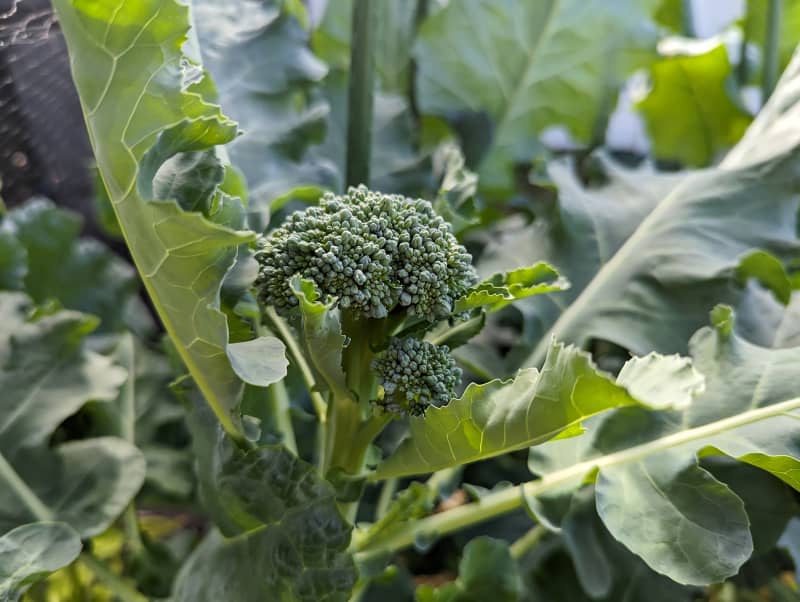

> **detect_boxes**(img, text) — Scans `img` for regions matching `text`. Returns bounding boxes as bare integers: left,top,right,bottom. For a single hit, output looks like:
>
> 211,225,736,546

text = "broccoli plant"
252,186,484,480
10,0,797,601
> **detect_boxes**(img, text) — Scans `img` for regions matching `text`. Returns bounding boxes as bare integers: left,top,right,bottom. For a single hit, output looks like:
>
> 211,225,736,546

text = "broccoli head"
254,185,477,320
372,337,461,416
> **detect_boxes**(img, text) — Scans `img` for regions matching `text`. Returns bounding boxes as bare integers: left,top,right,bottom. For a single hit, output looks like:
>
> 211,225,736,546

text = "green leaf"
432,143,480,237
53,0,258,435
615,352,704,412
521,51,800,367
735,249,793,305
2,199,139,332
596,450,752,585
454,263,568,313
192,0,336,208
414,0,661,195
477,155,684,369
173,433,356,602
226,336,288,387
374,340,700,479
526,308,800,585
528,488,698,601
151,149,224,214
0,522,82,602
290,276,349,399
0,293,143,537
415,537,522,602
637,40,752,166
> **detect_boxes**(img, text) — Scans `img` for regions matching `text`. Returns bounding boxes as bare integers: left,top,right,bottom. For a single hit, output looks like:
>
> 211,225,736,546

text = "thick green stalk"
266,380,298,454
355,396,800,561
375,478,399,519
681,0,695,37
762,0,782,101
510,525,548,560
265,307,327,422
737,0,751,86
345,0,377,188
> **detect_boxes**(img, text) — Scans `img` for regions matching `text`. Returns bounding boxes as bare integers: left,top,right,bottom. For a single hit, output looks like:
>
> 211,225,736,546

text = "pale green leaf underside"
0,522,82,602
52,0,256,422
226,337,288,387
374,340,699,479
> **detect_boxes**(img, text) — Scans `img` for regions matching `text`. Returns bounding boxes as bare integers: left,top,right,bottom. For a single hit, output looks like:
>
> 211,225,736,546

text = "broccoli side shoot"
254,185,478,320
372,337,461,416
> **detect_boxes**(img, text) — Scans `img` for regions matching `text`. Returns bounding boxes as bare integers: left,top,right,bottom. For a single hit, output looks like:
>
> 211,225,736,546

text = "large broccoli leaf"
52,0,258,436
414,0,661,195
476,155,684,370
525,307,800,585
0,293,143,538
520,49,800,367
192,0,336,212
374,340,703,479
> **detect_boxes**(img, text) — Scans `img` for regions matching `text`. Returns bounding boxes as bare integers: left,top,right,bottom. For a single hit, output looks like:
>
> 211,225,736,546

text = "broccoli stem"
265,380,297,455
324,314,381,476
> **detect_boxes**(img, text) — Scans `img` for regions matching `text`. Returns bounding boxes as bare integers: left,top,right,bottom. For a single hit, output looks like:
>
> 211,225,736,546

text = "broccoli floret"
372,337,461,416
254,185,477,320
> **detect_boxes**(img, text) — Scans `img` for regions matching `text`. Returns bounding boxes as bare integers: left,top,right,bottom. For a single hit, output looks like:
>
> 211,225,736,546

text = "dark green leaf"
0,293,143,537
526,308,800,585
0,230,26,291
3,199,138,332
193,0,336,210
173,433,356,602
477,155,683,368
415,537,522,602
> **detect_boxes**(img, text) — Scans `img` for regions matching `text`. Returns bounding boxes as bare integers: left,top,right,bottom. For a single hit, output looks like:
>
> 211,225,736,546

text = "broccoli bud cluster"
372,337,461,416
255,186,477,320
